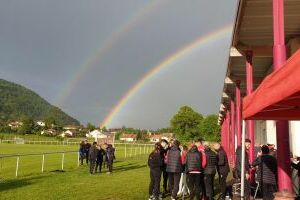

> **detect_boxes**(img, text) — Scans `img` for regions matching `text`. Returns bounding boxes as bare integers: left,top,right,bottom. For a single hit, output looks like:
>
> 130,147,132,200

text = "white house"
86,130,108,140
119,134,137,142
149,135,161,143
36,121,45,127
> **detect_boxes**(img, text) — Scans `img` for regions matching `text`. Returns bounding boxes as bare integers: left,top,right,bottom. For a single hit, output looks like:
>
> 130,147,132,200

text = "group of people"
147,138,229,200
79,139,115,175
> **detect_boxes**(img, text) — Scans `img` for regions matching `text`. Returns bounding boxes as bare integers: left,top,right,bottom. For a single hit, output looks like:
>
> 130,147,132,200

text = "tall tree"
86,122,96,132
199,114,220,141
170,106,203,142
18,115,34,134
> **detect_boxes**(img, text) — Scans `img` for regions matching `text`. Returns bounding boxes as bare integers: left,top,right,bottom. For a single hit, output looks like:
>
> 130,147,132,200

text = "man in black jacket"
214,143,229,200
166,140,182,200
235,139,251,199
252,145,278,200
203,142,217,200
84,139,91,164
88,142,98,174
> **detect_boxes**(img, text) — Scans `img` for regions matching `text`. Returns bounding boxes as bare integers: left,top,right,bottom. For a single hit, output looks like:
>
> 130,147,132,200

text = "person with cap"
252,145,278,200
148,142,163,200
203,141,217,200
214,142,229,200
166,140,183,200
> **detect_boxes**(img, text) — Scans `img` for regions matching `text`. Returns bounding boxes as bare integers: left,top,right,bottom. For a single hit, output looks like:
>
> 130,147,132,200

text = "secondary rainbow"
54,0,169,107
101,24,233,128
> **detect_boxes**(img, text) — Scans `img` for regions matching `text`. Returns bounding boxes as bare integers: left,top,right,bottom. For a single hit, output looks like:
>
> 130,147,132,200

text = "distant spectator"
291,156,300,198
252,145,278,200
166,140,182,200
214,143,229,200
88,142,98,175
106,144,115,174
203,142,217,200
267,144,277,158
148,142,163,200
84,139,91,164
95,145,106,173
79,141,86,165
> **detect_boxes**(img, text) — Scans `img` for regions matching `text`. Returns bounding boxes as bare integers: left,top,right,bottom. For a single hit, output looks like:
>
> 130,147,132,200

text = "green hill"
0,79,80,125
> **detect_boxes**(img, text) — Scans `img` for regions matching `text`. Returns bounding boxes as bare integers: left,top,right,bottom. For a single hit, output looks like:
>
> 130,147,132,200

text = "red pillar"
273,0,293,193
226,111,231,163
230,99,236,166
235,80,242,147
246,50,256,183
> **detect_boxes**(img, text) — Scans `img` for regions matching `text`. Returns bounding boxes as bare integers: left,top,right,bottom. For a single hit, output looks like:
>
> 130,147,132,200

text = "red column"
246,51,255,162
230,99,236,166
273,0,293,193
235,80,242,147
226,111,231,163
246,50,256,183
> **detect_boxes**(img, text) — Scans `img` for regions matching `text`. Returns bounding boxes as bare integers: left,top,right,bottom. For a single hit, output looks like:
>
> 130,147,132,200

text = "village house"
119,134,137,142
149,134,161,143
36,121,45,127
8,121,23,130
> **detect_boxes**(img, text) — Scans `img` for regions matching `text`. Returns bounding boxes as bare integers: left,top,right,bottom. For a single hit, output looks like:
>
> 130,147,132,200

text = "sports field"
0,143,151,200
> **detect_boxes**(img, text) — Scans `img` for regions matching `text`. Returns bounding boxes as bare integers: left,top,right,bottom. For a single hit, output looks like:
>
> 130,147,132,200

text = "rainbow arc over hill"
101,24,233,128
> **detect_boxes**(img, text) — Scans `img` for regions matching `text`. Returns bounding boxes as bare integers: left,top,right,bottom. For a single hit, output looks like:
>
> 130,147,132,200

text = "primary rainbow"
54,0,169,107
101,24,233,128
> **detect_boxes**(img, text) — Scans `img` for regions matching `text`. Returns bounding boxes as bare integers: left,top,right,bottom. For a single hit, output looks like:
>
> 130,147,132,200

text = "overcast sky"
0,0,237,129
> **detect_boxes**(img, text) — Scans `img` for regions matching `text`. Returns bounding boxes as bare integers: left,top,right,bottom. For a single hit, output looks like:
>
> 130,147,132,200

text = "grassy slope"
0,144,151,200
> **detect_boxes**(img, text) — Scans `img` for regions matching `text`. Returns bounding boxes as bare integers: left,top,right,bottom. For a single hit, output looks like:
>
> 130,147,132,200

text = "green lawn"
0,143,152,200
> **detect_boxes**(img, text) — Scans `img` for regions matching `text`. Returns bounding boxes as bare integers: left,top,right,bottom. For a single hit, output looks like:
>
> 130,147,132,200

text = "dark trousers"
149,168,162,198
80,154,85,165
85,152,89,164
95,160,103,173
187,173,201,200
199,172,206,199
261,183,277,200
89,160,96,174
168,172,181,198
204,173,215,200
219,173,228,200
107,160,113,172
162,170,169,192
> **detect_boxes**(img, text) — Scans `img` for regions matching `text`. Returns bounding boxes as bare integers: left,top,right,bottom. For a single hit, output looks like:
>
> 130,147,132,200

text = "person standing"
148,143,163,200
291,156,300,198
203,142,217,200
95,145,106,173
194,137,207,199
166,140,183,200
252,145,278,200
79,141,85,165
160,139,170,196
185,144,202,200
214,143,229,200
106,144,115,174
88,142,98,175
235,139,251,199
84,139,91,165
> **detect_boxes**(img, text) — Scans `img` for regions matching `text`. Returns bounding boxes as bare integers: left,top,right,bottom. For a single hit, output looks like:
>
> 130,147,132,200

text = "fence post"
130,144,133,157
16,156,20,177
77,152,80,167
61,153,65,170
134,145,137,157
42,154,45,173
139,145,142,155
125,143,127,158
144,144,146,154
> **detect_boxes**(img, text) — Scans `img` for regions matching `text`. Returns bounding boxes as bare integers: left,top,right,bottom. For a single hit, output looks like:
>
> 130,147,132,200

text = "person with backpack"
160,139,170,196
185,144,202,200
148,142,163,200
88,142,98,175
166,140,183,200
194,137,207,199
106,144,115,174
203,142,217,200
95,145,106,173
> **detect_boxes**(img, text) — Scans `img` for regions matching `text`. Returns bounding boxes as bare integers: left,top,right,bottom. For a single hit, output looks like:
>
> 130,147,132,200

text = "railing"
0,143,154,178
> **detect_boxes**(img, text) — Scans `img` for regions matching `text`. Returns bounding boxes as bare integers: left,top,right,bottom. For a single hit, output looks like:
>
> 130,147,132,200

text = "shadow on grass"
0,175,50,192
112,162,147,173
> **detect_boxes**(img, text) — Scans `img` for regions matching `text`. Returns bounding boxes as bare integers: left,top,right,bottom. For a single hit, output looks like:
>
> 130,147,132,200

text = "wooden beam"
236,45,273,57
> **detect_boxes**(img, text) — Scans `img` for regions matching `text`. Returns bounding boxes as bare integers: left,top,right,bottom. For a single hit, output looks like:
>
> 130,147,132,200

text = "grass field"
0,143,152,200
